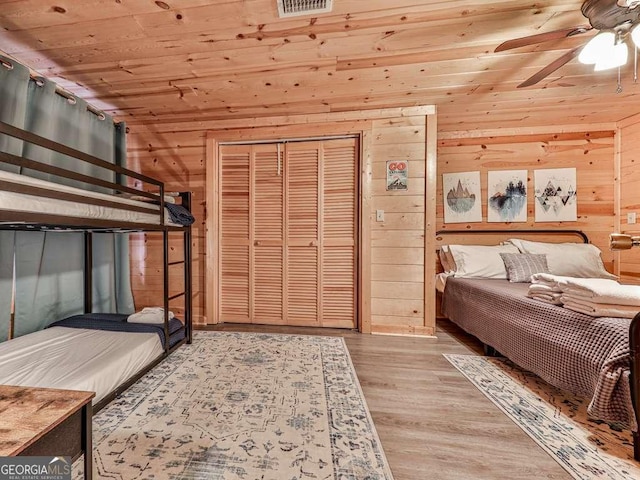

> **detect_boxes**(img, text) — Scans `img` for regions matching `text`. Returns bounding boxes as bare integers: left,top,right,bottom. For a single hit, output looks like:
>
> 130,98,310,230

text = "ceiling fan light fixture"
618,0,640,9
578,30,616,64
594,42,629,71
631,23,640,47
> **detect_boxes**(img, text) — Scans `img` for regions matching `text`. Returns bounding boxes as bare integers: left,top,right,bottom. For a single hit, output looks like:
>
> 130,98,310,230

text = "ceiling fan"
495,0,640,88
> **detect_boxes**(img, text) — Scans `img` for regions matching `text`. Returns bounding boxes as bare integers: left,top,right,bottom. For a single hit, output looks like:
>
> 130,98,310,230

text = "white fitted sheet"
0,170,181,226
0,327,164,404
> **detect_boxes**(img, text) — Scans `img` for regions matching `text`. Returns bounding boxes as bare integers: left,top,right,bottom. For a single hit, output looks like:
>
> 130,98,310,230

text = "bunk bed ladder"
183,192,193,344
163,192,193,351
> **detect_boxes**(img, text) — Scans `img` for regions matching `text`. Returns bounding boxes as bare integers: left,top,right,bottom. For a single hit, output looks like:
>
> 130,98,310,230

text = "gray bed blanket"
442,277,635,429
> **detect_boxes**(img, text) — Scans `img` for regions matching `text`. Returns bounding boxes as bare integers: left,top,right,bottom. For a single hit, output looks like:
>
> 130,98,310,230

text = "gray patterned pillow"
499,253,549,283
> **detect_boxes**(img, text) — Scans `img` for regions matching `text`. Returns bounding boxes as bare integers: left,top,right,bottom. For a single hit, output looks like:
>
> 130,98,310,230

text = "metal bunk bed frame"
0,120,192,409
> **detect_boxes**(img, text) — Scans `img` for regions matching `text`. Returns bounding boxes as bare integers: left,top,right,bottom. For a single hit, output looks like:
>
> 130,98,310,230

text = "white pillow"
507,239,617,279
449,244,520,279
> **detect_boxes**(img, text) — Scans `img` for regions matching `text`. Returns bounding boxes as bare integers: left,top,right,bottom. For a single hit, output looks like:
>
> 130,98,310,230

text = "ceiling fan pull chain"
617,65,623,94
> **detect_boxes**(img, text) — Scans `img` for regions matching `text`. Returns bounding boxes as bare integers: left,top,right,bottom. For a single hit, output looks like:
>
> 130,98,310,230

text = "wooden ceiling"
2,0,640,132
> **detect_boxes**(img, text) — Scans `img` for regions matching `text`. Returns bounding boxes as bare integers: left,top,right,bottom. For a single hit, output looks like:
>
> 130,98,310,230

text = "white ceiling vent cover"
277,0,333,18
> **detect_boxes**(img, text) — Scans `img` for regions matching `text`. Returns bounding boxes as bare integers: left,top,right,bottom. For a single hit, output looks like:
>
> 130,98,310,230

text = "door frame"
207,131,367,331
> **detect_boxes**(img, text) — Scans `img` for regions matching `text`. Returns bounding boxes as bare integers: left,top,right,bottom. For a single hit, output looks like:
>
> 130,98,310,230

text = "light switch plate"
376,209,384,222
628,212,637,224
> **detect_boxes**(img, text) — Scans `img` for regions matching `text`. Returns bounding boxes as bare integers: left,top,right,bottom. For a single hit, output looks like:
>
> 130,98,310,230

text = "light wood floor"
202,320,572,480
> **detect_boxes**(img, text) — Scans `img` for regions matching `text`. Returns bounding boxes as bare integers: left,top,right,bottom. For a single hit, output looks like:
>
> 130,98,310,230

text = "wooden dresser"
0,385,94,479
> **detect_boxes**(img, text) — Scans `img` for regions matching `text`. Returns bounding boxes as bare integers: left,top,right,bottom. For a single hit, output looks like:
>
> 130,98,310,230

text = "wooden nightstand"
0,385,94,479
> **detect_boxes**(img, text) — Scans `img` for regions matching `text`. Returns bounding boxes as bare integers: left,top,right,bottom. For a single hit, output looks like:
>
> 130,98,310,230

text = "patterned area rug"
74,332,393,480
444,354,640,480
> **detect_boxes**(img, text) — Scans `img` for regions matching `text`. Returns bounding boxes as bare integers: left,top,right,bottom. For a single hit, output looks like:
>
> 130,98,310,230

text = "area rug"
444,354,640,480
74,332,393,479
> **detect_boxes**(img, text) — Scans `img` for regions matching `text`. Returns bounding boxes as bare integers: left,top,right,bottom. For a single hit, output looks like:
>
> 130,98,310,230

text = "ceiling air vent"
277,0,333,18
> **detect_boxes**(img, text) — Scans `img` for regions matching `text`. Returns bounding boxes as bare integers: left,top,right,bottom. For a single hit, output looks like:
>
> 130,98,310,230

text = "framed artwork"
487,170,528,223
386,160,408,190
443,171,482,223
534,168,577,222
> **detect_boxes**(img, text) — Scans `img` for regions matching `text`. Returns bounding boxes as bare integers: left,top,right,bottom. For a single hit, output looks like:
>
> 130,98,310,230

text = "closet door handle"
254,241,262,246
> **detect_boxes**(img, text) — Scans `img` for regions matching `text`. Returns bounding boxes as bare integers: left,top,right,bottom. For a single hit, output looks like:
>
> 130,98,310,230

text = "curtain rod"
0,54,107,121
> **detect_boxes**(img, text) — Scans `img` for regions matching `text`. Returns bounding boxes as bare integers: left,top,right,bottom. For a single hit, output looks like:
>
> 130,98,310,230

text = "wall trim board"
439,131,615,147
614,127,622,277
617,111,640,129
439,124,617,140
205,137,221,324
360,130,373,334
424,112,437,336
198,106,436,132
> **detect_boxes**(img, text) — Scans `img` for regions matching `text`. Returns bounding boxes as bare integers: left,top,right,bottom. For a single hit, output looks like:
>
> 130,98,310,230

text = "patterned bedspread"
48,313,185,348
442,278,636,429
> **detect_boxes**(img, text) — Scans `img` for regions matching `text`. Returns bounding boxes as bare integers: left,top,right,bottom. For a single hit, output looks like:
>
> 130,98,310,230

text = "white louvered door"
219,138,357,328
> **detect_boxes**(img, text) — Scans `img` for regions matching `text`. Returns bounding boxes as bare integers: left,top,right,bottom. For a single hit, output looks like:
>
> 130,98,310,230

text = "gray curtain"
0,55,30,341
6,74,134,337
113,123,135,314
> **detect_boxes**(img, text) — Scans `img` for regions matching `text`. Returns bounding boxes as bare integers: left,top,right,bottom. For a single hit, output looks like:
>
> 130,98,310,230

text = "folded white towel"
128,307,175,324
557,280,640,306
530,273,575,289
562,299,639,319
527,292,563,305
528,283,562,295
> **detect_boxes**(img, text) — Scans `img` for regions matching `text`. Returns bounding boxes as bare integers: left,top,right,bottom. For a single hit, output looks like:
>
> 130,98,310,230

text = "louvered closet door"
253,144,284,324
286,142,320,326
219,146,251,322
219,139,357,328
321,139,357,328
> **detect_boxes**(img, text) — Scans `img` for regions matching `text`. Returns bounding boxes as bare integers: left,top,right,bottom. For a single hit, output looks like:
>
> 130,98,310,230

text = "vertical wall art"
487,170,528,223
534,167,577,222
386,160,408,190
443,171,482,223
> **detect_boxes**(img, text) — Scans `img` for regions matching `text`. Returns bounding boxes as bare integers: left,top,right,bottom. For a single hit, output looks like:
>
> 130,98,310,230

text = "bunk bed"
436,229,640,461
0,119,193,412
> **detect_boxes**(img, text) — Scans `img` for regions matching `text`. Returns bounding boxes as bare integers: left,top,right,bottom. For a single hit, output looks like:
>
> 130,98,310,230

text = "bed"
0,169,184,227
0,119,193,412
437,229,640,460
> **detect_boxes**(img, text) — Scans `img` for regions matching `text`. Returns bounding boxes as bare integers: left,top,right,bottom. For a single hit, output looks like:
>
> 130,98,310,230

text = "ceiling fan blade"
517,47,583,88
495,26,591,52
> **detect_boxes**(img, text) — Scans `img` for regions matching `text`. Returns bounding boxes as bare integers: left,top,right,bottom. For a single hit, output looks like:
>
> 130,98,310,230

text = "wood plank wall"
437,130,617,271
370,116,432,335
127,129,206,324
204,106,436,335
125,117,620,329
618,113,640,283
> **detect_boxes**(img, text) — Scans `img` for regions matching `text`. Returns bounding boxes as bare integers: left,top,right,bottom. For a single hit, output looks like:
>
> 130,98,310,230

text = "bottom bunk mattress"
442,277,634,428
0,326,164,404
48,312,185,348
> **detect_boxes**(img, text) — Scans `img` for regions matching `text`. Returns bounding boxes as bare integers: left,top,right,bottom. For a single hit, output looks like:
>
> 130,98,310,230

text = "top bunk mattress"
0,169,182,227
0,326,164,404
